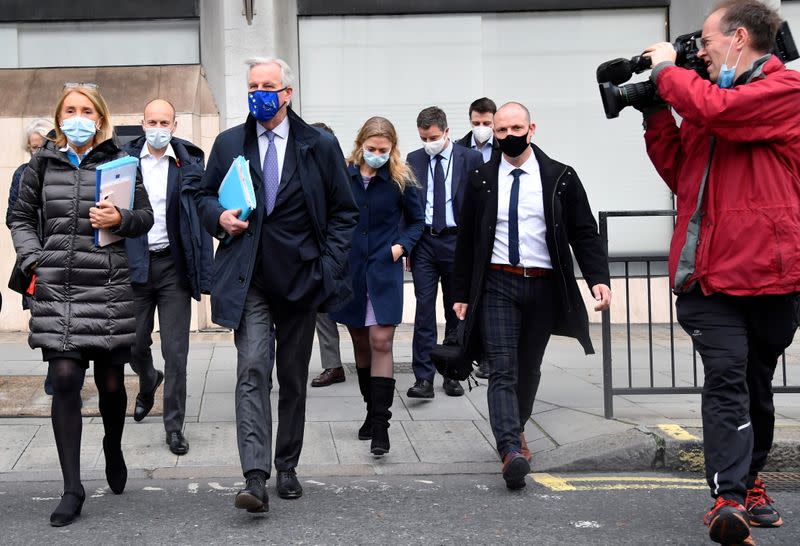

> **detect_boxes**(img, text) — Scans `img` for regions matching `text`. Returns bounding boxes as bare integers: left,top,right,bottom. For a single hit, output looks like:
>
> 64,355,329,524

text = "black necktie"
509,168,524,266
432,154,446,232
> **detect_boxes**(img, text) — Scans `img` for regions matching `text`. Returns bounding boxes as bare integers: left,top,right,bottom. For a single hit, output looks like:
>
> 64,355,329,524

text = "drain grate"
759,472,800,492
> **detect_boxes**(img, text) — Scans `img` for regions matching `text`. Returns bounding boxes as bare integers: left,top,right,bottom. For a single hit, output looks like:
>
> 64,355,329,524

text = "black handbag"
7,259,33,295
430,320,478,385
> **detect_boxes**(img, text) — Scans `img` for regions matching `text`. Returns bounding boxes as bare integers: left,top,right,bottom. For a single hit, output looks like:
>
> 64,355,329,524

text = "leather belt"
489,264,552,278
149,246,171,258
424,226,458,237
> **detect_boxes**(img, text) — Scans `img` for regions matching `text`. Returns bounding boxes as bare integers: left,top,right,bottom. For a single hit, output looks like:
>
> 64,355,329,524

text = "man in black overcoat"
452,102,611,490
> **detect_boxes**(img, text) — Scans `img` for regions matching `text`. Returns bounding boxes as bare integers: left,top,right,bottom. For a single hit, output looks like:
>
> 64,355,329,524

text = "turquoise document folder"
218,155,256,221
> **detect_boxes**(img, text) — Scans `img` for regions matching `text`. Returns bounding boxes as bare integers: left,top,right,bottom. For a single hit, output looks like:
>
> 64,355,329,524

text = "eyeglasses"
695,30,736,51
63,82,99,90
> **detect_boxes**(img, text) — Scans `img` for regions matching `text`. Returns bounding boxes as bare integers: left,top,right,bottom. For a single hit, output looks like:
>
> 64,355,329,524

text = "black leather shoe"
50,486,85,527
235,477,269,513
443,378,465,397
166,431,190,455
134,370,164,422
474,360,490,379
406,379,434,399
276,469,303,499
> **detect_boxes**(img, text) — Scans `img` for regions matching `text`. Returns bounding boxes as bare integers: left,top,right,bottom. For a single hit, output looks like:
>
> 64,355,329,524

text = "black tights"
49,358,127,494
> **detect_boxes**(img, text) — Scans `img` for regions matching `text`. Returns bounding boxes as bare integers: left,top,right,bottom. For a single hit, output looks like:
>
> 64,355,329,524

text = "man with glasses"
124,99,212,456
192,57,357,514
641,1,800,544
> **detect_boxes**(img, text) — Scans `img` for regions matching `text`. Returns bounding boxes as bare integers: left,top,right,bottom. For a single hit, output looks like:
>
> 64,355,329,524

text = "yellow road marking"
531,473,706,492
567,484,706,491
566,476,703,484
531,473,577,491
657,424,700,441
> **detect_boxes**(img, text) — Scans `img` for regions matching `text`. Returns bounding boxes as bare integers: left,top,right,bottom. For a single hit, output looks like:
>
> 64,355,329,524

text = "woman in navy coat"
330,116,423,456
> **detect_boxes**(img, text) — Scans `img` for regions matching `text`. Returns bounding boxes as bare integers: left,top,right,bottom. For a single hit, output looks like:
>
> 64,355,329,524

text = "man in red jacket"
642,1,800,544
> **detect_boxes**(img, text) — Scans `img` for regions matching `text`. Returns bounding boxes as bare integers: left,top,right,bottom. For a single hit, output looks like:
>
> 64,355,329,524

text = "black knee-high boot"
370,377,395,456
356,367,372,440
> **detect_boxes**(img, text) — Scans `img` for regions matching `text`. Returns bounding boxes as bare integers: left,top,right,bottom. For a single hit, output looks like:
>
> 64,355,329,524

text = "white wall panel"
17,20,199,68
299,8,672,256
781,2,800,71
0,25,19,68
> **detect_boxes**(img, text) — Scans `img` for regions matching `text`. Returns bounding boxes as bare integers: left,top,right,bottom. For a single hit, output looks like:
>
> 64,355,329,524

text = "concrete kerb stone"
530,428,661,472
650,426,800,473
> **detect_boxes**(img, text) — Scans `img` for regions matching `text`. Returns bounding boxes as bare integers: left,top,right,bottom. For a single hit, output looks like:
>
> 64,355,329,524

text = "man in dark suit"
455,98,501,379
455,97,501,165
407,106,483,399
192,57,358,513
125,99,212,456
452,102,611,490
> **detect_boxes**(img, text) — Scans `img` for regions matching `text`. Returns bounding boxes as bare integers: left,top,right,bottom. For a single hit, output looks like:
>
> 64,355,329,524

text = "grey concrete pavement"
1,324,800,481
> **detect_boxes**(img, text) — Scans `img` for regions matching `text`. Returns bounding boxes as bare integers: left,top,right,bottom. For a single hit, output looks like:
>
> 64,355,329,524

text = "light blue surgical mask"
363,149,390,169
717,37,743,89
145,128,172,150
60,116,97,146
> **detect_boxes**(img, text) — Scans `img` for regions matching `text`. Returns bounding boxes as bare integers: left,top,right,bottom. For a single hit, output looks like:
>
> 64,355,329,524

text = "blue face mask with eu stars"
248,88,287,122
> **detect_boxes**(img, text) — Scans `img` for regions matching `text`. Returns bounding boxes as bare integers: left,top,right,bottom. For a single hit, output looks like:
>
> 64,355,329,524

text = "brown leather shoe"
520,433,532,462
502,452,530,490
311,367,345,387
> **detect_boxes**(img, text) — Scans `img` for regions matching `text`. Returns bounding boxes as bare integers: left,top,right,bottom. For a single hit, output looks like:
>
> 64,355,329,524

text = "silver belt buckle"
522,267,533,278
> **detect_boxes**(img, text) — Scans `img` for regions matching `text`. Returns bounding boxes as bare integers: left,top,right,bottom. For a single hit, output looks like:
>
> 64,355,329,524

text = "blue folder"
95,155,139,247
218,156,256,221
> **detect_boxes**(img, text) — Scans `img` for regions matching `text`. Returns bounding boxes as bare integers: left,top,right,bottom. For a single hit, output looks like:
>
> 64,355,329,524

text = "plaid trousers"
479,269,556,458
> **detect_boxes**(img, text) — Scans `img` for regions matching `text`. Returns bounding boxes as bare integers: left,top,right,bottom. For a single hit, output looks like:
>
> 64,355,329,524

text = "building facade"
0,0,795,330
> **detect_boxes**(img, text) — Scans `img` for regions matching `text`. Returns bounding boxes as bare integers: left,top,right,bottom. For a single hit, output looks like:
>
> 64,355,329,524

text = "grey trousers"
130,253,192,433
316,313,342,370
234,274,317,477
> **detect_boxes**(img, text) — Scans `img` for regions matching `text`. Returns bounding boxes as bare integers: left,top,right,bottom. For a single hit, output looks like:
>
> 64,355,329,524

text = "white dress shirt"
491,153,553,269
256,115,290,183
424,140,457,228
470,134,494,164
139,143,176,250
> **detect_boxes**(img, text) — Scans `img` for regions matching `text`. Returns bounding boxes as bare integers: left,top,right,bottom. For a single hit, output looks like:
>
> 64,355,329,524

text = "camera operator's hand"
643,42,677,67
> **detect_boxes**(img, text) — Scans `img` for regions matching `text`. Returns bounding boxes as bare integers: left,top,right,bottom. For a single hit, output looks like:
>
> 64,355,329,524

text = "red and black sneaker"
746,478,784,528
703,497,754,546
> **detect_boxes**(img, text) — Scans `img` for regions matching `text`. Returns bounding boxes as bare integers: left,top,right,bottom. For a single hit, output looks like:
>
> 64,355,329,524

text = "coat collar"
347,162,391,184
244,108,320,186
243,107,320,150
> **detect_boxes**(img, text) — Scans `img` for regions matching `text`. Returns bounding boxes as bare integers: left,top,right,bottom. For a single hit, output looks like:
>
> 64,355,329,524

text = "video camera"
597,20,799,119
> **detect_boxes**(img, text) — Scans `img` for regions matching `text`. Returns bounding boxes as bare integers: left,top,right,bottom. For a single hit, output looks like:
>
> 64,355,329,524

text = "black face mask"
498,133,530,158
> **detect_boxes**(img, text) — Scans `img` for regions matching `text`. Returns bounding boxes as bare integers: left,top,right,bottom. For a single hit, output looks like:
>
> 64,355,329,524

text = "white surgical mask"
472,125,493,144
423,134,448,157
145,128,172,150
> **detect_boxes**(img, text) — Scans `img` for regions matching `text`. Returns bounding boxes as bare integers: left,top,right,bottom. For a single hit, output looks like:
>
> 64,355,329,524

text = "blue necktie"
432,154,446,232
263,131,279,215
508,168,524,266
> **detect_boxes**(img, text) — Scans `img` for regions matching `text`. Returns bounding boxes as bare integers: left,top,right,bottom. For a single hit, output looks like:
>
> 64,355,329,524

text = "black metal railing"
599,210,800,418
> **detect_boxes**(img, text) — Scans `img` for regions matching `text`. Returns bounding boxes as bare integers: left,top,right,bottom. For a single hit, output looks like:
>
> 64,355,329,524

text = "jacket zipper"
62,166,80,350
552,166,571,311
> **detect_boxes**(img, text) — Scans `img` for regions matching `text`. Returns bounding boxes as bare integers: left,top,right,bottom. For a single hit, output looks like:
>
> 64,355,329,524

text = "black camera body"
597,21,798,119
